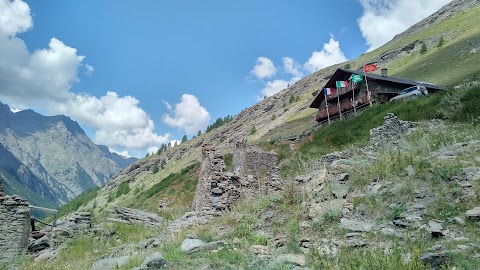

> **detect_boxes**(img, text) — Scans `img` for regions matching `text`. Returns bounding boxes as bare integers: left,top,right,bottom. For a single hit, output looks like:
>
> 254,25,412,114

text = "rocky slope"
0,101,137,207
106,0,480,193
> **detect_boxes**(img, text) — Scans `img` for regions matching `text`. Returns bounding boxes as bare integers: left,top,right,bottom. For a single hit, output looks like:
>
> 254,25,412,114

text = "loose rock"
90,256,129,270
140,252,167,269
419,252,451,269
466,207,480,221
180,238,206,254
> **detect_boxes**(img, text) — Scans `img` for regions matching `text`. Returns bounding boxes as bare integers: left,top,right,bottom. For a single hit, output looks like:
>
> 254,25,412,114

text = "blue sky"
0,0,451,157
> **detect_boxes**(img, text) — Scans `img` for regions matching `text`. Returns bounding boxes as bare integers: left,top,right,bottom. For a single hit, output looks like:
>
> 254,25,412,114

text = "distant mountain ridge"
0,101,137,207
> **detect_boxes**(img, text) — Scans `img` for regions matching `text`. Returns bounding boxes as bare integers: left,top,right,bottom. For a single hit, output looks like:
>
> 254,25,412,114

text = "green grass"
125,163,199,215
57,187,100,217
309,246,428,270
107,181,130,202
224,153,233,171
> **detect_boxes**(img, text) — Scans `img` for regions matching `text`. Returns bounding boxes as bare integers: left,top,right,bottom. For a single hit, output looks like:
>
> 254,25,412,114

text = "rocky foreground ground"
15,114,479,270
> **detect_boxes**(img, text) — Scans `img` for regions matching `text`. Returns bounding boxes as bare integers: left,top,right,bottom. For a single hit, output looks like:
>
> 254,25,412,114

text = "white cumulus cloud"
0,0,32,36
358,0,452,51
251,57,277,79
163,94,211,135
0,36,85,105
304,37,347,73
283,57,303,78
52,92,170,150
147,146,159,155
260,77,301,98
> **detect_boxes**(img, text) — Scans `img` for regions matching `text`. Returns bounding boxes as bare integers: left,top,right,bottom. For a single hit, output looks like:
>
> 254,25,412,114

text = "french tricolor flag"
324,88,334,95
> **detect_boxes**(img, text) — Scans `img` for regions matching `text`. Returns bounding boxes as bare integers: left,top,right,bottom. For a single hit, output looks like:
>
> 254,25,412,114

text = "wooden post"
364,65,373,107
29,205,59,230
353,85,356,115
337,88,342,120
324,91,331,124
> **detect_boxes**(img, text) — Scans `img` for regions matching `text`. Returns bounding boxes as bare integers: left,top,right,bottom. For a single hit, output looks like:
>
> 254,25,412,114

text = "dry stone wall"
233,141,283,195
0,193,31,260
369,113,415,147
192,143,283,212
0,177,4,195
192,144,241,211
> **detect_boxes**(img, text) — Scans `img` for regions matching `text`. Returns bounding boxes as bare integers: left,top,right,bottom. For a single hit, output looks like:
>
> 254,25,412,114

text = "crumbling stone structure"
369,113,416,147
192,144,241,211
0,193,31,260
0,177,4,196
192,143,284,212
233,141,283,195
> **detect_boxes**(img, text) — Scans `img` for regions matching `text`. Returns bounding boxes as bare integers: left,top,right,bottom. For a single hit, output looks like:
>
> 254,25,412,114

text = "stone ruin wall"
0,182,31,260
369,113,416,147
192,144,241,212
233,141,282,195
192,143,283,212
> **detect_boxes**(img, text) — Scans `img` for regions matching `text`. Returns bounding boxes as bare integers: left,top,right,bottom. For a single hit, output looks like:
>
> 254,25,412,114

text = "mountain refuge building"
310,68,445,122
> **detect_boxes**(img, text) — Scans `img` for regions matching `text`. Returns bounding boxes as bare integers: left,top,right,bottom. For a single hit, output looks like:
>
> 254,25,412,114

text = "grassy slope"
374,6,480,86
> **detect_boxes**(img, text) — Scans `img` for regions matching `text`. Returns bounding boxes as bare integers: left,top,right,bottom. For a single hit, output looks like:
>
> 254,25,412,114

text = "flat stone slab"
340,218,373,232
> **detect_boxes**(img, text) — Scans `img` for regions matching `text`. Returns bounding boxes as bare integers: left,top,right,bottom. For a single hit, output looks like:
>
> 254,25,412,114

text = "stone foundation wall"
233,141,282,195
0,194,31,260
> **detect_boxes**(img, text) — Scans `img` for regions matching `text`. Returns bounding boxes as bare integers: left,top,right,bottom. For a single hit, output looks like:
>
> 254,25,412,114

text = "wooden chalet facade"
310,68,445,122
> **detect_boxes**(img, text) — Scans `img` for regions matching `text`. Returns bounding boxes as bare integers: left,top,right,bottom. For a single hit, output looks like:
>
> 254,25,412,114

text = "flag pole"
337,86,342,120
352,80,356,115
324,90,331,124
364,64,373,107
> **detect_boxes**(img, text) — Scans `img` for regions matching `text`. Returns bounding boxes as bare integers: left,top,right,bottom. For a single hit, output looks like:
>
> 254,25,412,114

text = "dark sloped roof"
310,68,446,108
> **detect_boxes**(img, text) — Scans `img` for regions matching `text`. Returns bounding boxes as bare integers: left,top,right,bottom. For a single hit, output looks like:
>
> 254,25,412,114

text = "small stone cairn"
369,113,415,147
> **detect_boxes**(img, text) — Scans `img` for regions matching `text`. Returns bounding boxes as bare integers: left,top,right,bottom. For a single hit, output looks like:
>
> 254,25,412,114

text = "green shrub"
437,36,445,48
420,43,428,55
152,164,159,174
453,86,480,122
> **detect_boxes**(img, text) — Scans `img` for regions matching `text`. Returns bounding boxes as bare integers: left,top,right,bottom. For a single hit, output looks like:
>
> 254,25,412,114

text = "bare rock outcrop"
108,206,164,227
